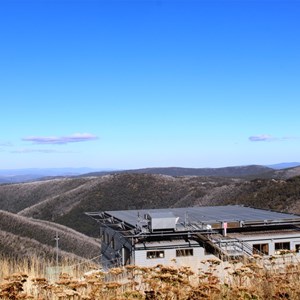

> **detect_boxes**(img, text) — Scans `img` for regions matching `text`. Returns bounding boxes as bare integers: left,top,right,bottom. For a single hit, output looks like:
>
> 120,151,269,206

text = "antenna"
54,231,60,269
184,212,189,227
137,211,140,223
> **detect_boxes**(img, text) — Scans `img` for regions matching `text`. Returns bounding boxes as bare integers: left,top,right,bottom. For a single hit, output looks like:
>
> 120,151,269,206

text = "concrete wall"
99,225,300,270
134,246,211,272
239,235,300,256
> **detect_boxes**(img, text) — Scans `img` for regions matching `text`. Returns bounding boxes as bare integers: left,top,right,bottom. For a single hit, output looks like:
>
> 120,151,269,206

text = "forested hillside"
82,165,274,178
1,171,300,237
0,210,99,261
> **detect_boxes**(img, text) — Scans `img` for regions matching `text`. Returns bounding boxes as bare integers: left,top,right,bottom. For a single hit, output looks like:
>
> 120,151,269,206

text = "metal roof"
103,205,300,229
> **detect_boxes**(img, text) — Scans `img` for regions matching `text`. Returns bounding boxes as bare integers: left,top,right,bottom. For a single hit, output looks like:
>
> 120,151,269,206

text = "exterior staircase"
194,233,258,261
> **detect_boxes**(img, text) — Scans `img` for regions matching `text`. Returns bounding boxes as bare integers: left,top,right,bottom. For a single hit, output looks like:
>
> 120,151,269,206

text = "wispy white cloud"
249,134,275,142
249,135,300,142
22,133,98,145
10,148,76,154
11,149,75,154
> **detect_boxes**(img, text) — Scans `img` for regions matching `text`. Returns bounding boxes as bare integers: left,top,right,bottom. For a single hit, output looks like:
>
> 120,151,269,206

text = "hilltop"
0,166,300,237
0,169,300,296
81,165,273,178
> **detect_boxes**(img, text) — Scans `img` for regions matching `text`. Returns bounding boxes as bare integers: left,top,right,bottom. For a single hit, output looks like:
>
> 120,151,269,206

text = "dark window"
253,243,269,255
176,248,193,257
147,251,165,259
204,248,212,255
105,233,110,244
275,242,290,253
111,237,115,249
100,229,105,242
295,244,300,252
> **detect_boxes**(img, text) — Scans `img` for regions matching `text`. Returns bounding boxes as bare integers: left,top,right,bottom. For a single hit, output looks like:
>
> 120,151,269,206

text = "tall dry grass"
0,255,99,281
1,253,300,299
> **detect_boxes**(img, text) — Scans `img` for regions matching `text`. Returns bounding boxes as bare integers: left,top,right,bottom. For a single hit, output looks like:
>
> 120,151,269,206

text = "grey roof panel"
105,205,300,228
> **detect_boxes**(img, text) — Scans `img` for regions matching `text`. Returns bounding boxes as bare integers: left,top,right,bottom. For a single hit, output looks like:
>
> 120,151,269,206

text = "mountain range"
0,167,112,183
1,162,300,183
266,162,300,169
1,163,300,261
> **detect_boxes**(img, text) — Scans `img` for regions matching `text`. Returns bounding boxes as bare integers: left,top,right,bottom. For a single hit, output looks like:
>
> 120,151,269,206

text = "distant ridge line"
1,163,300,183
81,165,273,178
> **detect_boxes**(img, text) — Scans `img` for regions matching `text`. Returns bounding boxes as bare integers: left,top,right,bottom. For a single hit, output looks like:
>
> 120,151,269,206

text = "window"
105,233,110,244
295,244,300,252
176,248,193,257
275,242,290,254
100,229,105,242
147,251,165,259
111,237,115,249
253,243,269,255
204,248,212,255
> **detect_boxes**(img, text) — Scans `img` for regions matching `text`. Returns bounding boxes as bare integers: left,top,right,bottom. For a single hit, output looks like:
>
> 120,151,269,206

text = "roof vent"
146,212,177,232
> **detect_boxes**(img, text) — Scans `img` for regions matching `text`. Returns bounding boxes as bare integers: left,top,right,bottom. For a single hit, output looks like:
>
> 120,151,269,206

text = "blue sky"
0,0,299,169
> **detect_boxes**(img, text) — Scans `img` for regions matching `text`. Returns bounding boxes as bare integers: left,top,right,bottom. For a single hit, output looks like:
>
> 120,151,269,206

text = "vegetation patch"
1,254,300,299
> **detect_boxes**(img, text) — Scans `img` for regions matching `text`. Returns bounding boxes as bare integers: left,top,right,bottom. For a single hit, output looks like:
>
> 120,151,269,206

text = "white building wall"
239,236,300,256
134,247,213,272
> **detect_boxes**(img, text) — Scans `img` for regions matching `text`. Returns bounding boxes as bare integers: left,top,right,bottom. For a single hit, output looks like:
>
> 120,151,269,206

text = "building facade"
86,206,300,270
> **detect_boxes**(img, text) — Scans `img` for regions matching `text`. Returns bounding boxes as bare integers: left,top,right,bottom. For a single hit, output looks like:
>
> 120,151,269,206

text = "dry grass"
2,254,300,299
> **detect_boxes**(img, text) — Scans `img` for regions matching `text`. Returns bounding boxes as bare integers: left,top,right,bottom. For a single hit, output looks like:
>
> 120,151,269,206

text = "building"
86,205,300,270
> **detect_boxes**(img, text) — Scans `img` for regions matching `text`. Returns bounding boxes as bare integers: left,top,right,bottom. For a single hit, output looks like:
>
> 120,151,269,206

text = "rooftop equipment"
146,212,178,232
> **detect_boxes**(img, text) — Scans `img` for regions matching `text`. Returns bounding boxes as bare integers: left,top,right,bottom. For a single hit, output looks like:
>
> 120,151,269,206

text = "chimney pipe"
222,222,228,237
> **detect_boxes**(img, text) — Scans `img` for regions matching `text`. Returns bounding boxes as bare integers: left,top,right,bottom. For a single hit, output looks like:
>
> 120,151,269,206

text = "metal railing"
207,235,264,260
